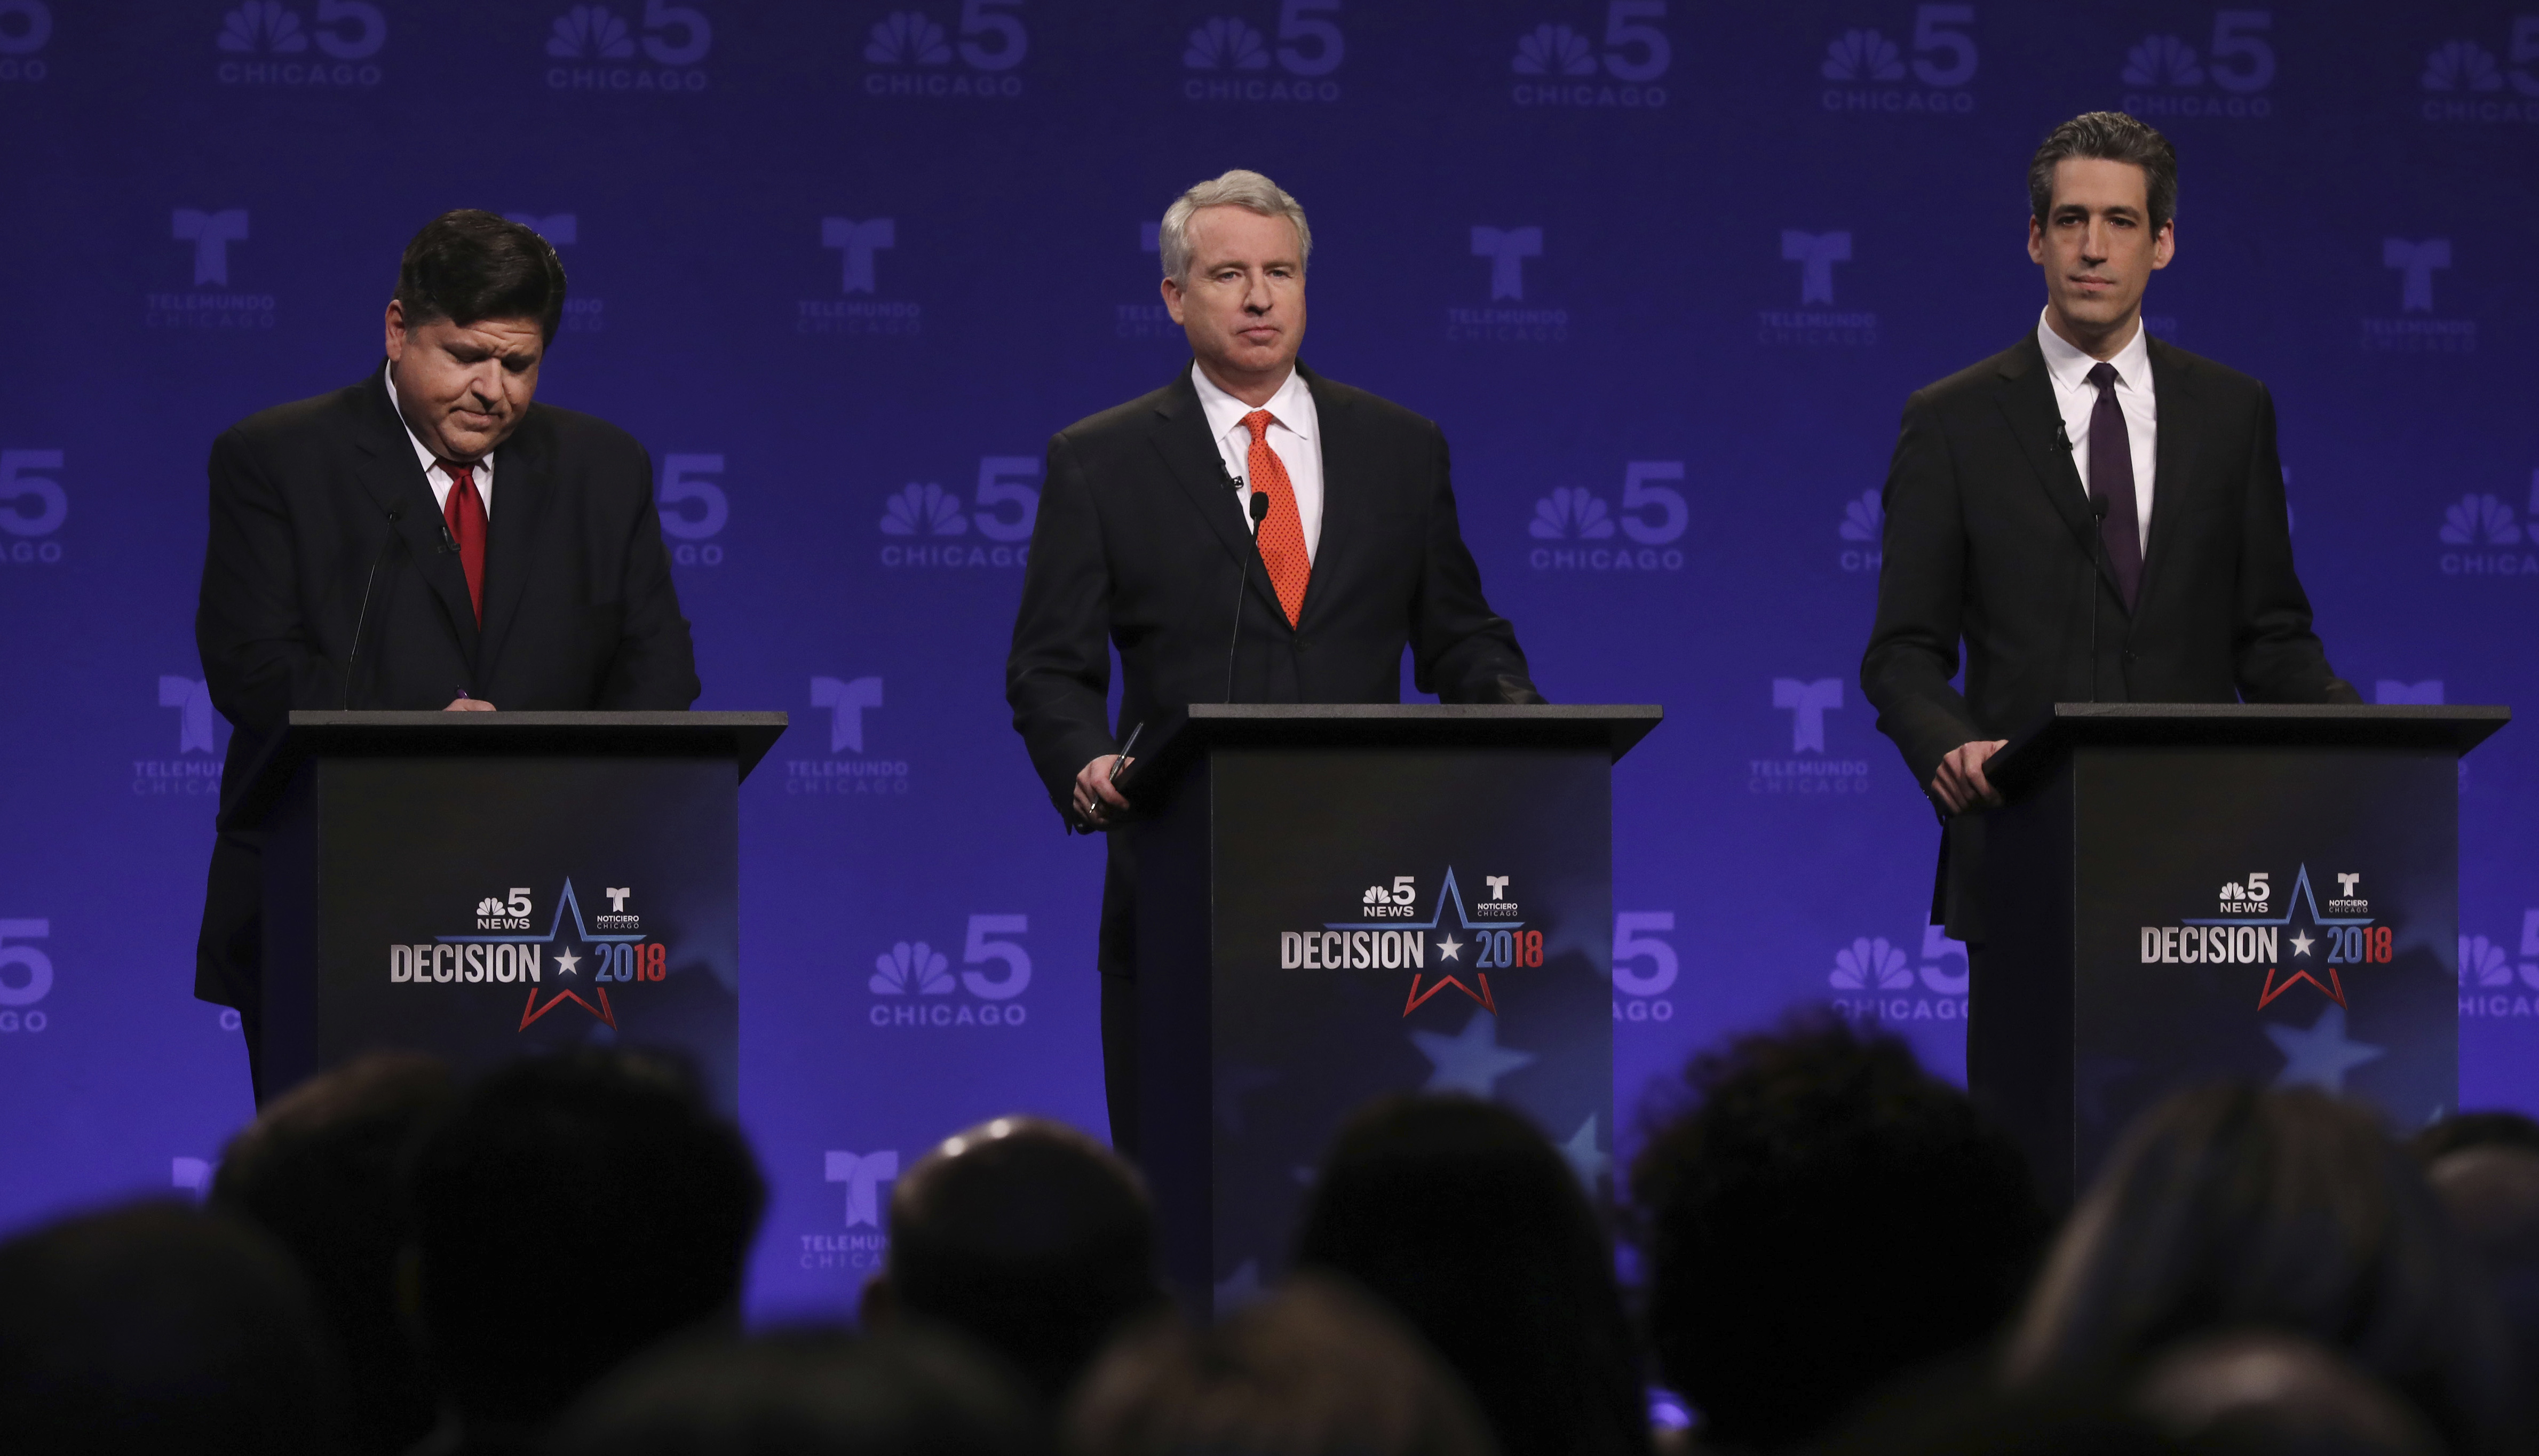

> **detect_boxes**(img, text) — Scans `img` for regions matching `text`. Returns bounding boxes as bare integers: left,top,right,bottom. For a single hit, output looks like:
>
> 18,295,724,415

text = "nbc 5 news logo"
1527,461,1687,574
655,453,727,567
805,1149,896,1270
785,675,910,799
0,920,53,1035
1754,677,1871,797
1838,488,1882,573
504,213,601,332
0,449,65,564
0,0,50,82
214,0,385,87
2118,11,2275,120
150,209,277,330
136,676,223,798
1818,4,1977,114
867,916,1031,1029
861,2,1027,98
1448,226,1569,344
1760,230,1877,347
1612,911,1678,1025
544,1,712,92
2419,20,2539,125
2458,912,2539,1020
1508,2,1670,109
877,457,1038,570
2434,469,2539,579
1828,927,1969,1024
799,217,920,337
1180,0,1344,104
2365,237,2474,354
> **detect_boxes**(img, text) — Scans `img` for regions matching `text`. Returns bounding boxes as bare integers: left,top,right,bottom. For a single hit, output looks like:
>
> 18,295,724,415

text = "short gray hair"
1158,169,1312,284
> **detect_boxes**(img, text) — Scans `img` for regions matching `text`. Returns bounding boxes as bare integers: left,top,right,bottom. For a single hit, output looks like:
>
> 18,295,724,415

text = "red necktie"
1242,410,1311,627
443,464,486,624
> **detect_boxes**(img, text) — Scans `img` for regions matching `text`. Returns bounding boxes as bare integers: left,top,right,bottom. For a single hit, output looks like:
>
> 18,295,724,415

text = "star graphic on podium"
1560,1115,1609,1187
1412,1010,1536,1097
521,941,615,1030
1436,935,1463,961
2265,1004,2384,1094
553,948,582,976
2289,931,2315,958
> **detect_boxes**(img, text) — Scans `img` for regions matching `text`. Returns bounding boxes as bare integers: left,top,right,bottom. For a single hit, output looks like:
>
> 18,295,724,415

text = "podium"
1122,704,1660,1307
1981,703,2507,1204
221,710,787,1109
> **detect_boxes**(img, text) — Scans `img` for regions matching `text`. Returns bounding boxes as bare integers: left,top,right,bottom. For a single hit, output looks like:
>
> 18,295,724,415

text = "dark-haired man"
1861,114,2356,1103
194,210,699,1099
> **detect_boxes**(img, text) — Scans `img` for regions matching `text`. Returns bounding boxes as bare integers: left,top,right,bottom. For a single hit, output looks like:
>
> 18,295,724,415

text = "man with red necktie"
194,210,699,1099
1861,114,2355,1112
1006,170,1541,1153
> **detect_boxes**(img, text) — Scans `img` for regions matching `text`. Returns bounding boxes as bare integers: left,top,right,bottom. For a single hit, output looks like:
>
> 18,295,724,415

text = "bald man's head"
866,1118,1161,1404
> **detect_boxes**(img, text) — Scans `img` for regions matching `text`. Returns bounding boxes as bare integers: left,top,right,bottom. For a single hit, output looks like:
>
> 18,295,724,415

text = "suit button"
2122,650,2138,664
1295,638,1309,651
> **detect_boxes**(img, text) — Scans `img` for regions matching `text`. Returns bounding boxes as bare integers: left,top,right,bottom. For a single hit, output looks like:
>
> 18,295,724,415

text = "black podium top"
1990,703,2509,798
221,711,790,832
1126,703,1661,794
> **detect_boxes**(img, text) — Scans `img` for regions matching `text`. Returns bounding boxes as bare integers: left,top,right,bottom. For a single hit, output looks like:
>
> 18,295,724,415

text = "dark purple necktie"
2086,361,2143,611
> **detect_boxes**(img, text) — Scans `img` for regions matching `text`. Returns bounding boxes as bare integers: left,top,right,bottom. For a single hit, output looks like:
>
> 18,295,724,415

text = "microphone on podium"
1223,479,1269,704
344,505,404,712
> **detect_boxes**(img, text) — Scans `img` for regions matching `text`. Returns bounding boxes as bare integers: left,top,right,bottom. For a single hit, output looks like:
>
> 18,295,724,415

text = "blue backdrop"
1,0,2533,1323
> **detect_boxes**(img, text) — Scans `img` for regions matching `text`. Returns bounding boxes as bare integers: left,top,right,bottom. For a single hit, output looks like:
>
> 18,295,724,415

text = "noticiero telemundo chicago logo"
386,879,662,1029
1278,868,1535,1016
2137,864,2389,1009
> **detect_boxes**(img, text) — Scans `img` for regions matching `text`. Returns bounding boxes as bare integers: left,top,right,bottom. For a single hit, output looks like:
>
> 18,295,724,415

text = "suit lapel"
2135,337,2199,616
1990,333,2124,607
475,410,552,678
1293,362,1356,631
1148,366,1286,621
354,369,481,662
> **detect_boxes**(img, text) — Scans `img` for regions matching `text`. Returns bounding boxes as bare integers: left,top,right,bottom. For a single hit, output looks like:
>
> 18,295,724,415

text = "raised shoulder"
2146,336,2264,407
223,378,375,449
519,397,652,473
1053,378,1185,451
1907,337,2032,416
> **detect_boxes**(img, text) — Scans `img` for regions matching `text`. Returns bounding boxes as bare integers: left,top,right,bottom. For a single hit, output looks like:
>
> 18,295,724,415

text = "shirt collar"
1191,361,1315,443
2036,307,2153,393
382,360,491,477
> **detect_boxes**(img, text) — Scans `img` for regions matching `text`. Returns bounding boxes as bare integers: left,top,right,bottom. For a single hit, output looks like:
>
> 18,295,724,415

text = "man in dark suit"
1862,113,2358,1101
1006,170,1540,1152
196,210,698,1099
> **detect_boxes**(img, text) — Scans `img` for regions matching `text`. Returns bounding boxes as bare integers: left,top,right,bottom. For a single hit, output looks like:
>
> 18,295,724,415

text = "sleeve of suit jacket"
596,442,703,710
1860,392,1984,790
2229,385,2359,705
196,426,338,736
1006,431,1119,810
1408,423,1543,705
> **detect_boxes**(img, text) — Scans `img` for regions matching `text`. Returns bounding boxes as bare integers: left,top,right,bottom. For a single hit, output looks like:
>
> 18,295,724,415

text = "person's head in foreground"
541,1325,1048,1456
1068,1275,1496,1456
406,1048,765,1449
2005,1083,2523,1456
862,1115,1164,1404
1628,1015,2046,1451
0,1201,339,1455
211,1050,455,1454
1292,1093,1644,1456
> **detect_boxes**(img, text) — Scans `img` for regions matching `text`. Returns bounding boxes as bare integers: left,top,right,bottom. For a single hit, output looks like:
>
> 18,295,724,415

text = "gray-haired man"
1005,169,1541,1155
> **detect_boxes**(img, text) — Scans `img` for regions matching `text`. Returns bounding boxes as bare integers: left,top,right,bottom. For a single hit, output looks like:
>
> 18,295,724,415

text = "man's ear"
1159,275,1186,325
2026,216,2046,266
384,299,408,362
858,1271,896,1331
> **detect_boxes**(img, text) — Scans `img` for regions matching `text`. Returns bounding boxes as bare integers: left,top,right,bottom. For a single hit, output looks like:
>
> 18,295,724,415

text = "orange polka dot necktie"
1242,409,1310,627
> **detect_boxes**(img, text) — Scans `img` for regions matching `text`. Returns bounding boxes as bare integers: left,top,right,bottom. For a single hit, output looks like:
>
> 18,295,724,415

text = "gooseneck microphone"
343,505,404,711
1223,479,1269,704
2082,494,2112,703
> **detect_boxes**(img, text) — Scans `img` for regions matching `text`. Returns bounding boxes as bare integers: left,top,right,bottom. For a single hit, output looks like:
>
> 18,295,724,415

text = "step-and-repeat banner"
0,0,2531,1320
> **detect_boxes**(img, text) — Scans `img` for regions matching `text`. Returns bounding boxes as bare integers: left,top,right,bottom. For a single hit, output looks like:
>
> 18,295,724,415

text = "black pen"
1109,722,1142,782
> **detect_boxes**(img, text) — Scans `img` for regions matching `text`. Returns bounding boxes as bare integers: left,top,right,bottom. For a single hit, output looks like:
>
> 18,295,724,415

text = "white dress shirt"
1192,362,1321,562
2036,309,2155,553
384,361,495,521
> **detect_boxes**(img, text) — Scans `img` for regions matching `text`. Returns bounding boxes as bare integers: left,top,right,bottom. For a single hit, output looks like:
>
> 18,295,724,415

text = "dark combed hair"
2028,112,2178,234
1628,1015,2048,1453
393,209,568,342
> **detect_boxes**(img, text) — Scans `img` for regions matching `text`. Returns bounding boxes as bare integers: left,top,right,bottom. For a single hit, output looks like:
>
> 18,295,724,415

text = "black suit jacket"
1007,362,1540,814
1861,331,2357,938
1006,363,1539,975
193,366,700,1008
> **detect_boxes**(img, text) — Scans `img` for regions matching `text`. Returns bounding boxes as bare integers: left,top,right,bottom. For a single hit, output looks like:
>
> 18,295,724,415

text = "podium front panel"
264,753,741,1109
1188,743,1614,1305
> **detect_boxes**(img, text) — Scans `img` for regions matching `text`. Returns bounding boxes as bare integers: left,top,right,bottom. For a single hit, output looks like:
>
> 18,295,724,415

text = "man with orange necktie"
1006,170,1541,1153
194,211,698,1100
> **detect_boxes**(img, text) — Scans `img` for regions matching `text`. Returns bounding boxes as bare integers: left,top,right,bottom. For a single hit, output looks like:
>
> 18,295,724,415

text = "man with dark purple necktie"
1860,113,2358,1102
